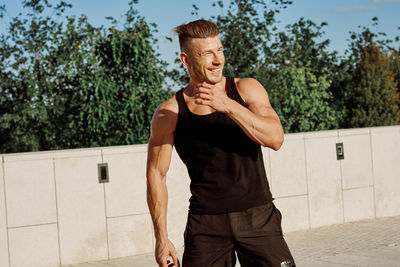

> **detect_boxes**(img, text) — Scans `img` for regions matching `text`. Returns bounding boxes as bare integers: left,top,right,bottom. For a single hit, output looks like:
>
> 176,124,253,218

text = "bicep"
146,101,177,178
240,79,278,118
146,135,174,179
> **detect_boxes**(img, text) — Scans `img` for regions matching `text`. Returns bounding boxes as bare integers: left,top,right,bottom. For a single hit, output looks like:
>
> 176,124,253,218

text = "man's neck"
186,76,226,95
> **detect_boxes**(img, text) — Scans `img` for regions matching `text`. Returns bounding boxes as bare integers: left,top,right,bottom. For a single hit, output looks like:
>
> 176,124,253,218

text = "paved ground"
66,215,400,267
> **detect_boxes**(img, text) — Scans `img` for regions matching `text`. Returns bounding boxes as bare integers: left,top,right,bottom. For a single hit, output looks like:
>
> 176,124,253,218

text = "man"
146,19,295,267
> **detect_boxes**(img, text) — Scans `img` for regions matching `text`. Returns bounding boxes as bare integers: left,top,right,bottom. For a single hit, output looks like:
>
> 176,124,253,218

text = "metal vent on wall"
98,163,109,183
336,143,344,160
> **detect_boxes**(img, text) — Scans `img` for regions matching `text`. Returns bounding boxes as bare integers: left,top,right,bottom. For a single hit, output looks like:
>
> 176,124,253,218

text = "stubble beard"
198,68,224,85
206,75,223,85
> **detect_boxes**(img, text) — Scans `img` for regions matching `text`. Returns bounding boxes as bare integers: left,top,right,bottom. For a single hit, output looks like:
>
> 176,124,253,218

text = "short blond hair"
173,19,219,52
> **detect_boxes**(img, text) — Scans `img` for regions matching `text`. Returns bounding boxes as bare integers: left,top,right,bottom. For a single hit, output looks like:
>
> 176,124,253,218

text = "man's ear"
180,52,190,67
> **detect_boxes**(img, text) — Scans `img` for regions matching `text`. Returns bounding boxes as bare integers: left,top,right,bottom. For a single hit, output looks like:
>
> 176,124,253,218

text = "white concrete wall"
0,125,399,267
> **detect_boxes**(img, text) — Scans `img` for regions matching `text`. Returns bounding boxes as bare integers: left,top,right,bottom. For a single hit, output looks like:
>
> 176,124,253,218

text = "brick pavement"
66,215,400,267
285,215,400,266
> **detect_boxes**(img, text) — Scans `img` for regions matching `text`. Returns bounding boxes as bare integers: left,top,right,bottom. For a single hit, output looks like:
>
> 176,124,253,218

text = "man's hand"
194,78,284,149
194,82,231,113
155,239,180,267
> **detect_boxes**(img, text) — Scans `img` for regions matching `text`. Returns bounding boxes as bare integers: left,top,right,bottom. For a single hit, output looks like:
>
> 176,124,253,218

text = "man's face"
185,36,225,85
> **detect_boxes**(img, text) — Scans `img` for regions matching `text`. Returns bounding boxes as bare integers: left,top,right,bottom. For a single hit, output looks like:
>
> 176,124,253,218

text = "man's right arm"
146,97,179,267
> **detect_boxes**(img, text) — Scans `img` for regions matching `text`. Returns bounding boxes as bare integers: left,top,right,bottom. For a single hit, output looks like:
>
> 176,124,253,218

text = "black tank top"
174,76,272,214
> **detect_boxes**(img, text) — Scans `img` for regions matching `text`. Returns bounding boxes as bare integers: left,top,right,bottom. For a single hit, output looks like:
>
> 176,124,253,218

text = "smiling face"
181,36,225,85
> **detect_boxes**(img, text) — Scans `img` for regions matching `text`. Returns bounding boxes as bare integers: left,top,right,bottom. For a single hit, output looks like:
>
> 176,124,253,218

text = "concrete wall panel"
55,152,108,265
343,187,375,222
371,126,400,217
8,224,59,267
339,129,373,189
107,214,153,259
270,133,307,197
3,156,57,228
305,131,343,228
274,195,309,233
0,125,399,266
166,149,191,249
103,149,148,217
0,156,9,267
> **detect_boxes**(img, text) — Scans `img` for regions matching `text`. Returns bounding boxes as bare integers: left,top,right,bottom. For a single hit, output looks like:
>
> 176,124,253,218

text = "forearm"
146,172,169,242
225,98,284,150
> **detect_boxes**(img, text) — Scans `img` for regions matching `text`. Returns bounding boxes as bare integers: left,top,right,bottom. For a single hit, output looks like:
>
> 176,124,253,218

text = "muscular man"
146,19,295,267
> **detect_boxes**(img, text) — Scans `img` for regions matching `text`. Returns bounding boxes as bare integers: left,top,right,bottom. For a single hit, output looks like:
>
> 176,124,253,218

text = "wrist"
223,97,237,115
154,230,168,242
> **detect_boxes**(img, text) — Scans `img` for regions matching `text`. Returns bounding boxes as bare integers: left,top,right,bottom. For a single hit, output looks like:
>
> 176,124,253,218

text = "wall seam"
369,128,377,219
8,222,59,230
303,136,311,230
342,185,374,191
2,156,11,267
52,157,62,267
101,150,110,260
338,136,345,224
107,213,150,219
274,193,309,200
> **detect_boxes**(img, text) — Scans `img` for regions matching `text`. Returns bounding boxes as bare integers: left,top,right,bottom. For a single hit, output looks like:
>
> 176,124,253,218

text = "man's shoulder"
157,94,179,114
232,77,267,103
234,77,263,90
151,94,179,132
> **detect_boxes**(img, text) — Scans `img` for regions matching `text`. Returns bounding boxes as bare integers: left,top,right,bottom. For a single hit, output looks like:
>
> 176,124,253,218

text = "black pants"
182,203,295,267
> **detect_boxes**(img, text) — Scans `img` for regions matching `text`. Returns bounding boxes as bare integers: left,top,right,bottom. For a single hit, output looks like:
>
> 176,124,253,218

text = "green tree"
213,0,292,77
0,0,73,152
345,42,400,127
168,2,341,133
92,13,172,145
331,20,381,119
166,0,292,87
260,18,340,132
338,18,400,128
266,18,337,76
0,0,171,153
388,30,400,113
265,62,338,133
388,48,400,95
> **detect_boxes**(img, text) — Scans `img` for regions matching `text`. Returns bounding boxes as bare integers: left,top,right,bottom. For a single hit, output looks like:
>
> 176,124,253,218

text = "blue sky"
1,0,399,68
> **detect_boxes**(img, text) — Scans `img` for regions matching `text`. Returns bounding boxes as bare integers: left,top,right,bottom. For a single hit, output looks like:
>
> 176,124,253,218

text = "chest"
185,96,217,116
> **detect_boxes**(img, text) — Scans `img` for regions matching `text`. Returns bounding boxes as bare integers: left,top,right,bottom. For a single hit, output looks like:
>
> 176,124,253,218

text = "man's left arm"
195,78,284,150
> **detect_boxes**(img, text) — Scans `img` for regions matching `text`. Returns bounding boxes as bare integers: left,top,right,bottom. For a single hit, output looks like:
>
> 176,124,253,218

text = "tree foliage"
389,50,400,94
344,42,400,127
93,16,171,145
206,0,341,133
261,18,340,132
168,0,341,133
212,0,292,77
1,0,400,153
337,18,400,128
266,64,337,132
0,0,171,153
1,0,75,152
166,0,292,87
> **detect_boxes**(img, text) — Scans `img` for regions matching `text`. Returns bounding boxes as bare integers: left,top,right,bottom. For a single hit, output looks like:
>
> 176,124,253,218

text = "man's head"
174,19,219,52
173,20,225,85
